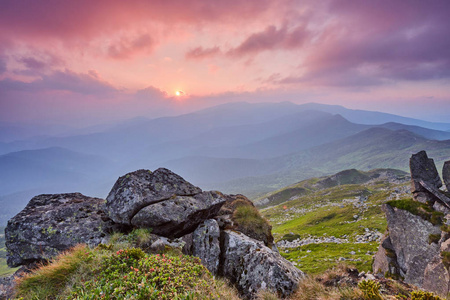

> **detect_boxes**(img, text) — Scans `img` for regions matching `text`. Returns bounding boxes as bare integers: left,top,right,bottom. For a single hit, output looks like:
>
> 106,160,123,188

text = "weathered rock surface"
410,151,442,203
131,191,226,237
381,203,441,286
192,219,221,275
221,230,304,299
5,193,113,267
444,160,450,191
423,256,450,296
5,168,303,298
105,168,202,225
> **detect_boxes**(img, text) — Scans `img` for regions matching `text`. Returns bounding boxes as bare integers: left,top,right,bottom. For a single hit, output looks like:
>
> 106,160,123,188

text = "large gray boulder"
221,230,304,299
444,161,450,191
192,219,221,275
5,193,112,267
105,168,202,225
131,191,226,237
410,151,442,203
374,203,441,287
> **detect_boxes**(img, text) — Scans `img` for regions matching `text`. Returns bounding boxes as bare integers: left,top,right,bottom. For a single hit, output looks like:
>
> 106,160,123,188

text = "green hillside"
260,168,411,274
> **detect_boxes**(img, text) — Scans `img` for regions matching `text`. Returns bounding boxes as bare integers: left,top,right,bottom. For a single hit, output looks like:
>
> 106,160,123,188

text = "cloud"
0,0,273,40
0,56,6,74
0,69,116,95
108,34,154,60
227,25,309,57
185,47,221,60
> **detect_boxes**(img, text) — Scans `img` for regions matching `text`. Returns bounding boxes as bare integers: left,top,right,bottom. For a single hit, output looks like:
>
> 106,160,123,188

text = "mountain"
254,168,409,208
174,128,450,198
0,147,113,197
377,122,450,140
296,102,450,131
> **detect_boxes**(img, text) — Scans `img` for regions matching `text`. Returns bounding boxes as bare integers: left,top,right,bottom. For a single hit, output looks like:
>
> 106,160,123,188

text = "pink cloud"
107,34,154,60
185,47,221,60
227,25,309,57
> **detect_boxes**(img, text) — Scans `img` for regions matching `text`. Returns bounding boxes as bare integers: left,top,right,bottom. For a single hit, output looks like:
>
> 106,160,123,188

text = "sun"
175,90,185,97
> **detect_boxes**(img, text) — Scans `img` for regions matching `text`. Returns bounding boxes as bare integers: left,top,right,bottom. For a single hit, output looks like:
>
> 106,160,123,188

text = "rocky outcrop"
410,151,443,203
105,168,202,225
374,151,450,297
444,161,450,191
4,168,301,298
221,230,304,299
131,191,226,238
192,219,221,275
5,193,113,267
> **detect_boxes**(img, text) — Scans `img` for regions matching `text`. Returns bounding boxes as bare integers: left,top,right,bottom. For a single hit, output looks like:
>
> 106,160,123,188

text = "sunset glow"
0,0,449,125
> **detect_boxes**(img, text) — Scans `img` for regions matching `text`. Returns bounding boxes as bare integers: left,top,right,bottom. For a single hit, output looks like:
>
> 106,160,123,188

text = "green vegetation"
386,199,444,226
15,238,241,300
0,226,18,276
280,242,378,274
410,290,443,300
232,201,271,238
358,280,382,300
428,234,440,244
260,169,411,275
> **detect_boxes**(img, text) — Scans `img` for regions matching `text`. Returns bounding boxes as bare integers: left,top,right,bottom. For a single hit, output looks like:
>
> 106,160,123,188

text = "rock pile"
3,168,303,299
373,151,450,297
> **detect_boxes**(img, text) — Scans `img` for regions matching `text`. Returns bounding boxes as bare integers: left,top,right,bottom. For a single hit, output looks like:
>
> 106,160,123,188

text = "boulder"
147,235,187,254
221,230,304,299
192,219,221,275
131,191,227,238
381,203,441,287
410,151,442,202
444,161,450,191
5,193,113,267
105,168,202,225
423,256,450,297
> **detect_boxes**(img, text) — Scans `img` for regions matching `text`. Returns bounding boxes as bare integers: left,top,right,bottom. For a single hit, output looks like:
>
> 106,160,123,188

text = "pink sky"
1,0,450,125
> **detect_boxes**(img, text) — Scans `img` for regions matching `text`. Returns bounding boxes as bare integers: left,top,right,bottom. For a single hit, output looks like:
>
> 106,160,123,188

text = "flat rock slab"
105,168,202,225
222,230,304,299
131,191,226,238
5,193,112,267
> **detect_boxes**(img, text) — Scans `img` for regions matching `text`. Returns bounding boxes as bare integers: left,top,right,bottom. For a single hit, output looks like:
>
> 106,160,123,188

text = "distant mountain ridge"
1,101,450,225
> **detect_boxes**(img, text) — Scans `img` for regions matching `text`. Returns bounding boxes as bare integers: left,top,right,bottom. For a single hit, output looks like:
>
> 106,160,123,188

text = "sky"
1,0,450,126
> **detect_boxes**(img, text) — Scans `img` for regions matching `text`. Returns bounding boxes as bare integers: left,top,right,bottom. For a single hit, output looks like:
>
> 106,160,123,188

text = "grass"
280,242,379,274
386,199,444,226
260,170,411,277
0,226,19,276
14,231,242,300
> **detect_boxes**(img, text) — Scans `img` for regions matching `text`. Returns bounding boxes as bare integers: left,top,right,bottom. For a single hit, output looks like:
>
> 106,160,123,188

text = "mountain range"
1,101,450,225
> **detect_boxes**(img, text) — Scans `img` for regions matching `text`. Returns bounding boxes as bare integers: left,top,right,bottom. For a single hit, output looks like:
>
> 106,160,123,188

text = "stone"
131,191,227,238
423,256,450,297
105,168,202,225
381,203,441,287
192,219,221,275
147,235,186,254
419,180,450,208
221,230,304,299
444,161,450,191
409,151,442,196
5,193,113,267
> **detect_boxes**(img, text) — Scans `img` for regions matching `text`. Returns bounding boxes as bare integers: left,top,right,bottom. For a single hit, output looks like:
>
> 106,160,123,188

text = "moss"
441,251,450,269
428,234,441,244
386,199,443,226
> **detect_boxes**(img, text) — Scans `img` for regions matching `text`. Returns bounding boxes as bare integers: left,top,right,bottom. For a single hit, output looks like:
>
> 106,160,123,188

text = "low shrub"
358,280,382,300
410,290,443,300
